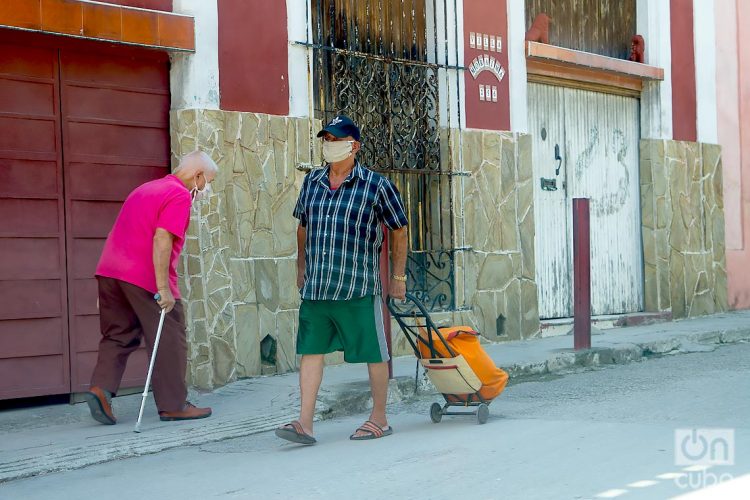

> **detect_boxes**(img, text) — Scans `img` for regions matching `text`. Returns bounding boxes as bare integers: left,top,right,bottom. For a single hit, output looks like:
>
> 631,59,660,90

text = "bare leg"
352,361,390,437
298,354,325,435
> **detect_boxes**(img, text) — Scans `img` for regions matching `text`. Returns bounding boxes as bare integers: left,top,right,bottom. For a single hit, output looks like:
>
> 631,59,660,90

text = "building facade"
0,0,744,398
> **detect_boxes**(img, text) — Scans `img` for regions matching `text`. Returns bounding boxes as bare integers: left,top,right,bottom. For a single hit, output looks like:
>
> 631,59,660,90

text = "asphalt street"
1,343,748,500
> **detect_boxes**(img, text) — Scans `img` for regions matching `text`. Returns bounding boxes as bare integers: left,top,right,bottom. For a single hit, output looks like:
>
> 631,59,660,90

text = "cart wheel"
430,402,443,423
477,403,489,424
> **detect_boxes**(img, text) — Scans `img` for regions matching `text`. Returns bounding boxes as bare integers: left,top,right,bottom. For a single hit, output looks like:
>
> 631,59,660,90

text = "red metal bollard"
573,198,591,350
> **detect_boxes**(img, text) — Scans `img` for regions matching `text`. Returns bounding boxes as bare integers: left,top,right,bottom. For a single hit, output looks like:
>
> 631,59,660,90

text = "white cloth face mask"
191,180,212,202
322,140,354,163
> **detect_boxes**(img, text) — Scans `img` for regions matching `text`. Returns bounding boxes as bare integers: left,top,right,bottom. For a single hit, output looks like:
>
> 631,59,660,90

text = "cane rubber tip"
134,424,142,433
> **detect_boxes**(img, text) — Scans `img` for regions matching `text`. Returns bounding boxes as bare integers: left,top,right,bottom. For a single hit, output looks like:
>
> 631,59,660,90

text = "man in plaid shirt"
276,116,408,445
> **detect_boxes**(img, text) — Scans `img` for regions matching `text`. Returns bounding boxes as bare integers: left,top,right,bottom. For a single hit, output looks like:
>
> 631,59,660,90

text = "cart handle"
387,292,432,319
386,293,458,358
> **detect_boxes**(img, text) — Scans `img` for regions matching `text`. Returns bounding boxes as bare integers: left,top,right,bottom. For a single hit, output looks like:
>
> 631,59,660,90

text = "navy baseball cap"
317,115,361,142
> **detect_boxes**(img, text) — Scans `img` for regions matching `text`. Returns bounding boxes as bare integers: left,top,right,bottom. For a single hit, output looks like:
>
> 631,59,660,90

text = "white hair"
175,150,218,175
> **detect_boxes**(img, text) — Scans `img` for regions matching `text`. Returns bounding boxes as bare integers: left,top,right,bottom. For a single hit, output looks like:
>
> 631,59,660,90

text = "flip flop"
350,420,393,440
275,421,317,445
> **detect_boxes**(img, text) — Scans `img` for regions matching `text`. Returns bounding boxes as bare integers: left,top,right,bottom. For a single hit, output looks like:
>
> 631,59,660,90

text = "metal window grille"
301,0,463,310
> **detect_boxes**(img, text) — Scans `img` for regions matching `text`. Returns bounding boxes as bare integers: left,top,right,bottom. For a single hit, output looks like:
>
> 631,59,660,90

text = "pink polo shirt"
96,175,192,299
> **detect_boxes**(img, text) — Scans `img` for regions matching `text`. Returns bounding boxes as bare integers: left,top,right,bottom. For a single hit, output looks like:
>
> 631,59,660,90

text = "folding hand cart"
388,293,508,425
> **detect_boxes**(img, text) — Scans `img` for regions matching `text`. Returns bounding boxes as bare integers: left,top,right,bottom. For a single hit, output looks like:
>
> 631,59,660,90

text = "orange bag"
418,326,509,401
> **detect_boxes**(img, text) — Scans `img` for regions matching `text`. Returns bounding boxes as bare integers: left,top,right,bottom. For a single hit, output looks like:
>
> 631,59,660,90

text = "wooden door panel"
529,83,572,319
563,88,643,315
69,200,123,237
0,44,56,78
0,116,58,152
0,79,56,115
0,238,62,280
67,163,167,200
525,0,636,59
65,86,169,125
2,159,59,198
0,356,66,399
0,199,61,236
70,279,99,317
61,50,169,89
60,47,170,393
67,122,169,160
0,318,64,358
530,83,644,319
0,279,63,320
71,239,106,279
0,42,69,399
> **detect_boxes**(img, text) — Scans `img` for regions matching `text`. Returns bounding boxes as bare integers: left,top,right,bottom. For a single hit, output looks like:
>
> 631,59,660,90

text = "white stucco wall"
694,0,719,144
637,0,673,140
170,0,220,110
287,0,311,118
507,0,528,133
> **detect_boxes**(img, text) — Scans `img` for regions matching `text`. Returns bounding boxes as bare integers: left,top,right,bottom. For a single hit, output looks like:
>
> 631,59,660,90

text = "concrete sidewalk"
1,310,749,483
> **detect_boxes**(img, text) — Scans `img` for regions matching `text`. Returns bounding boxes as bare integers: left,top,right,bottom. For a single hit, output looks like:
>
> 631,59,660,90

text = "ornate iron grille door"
303,0,459,311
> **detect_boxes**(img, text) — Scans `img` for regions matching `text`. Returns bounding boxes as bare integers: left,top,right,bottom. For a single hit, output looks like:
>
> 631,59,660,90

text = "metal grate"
303,0,461,310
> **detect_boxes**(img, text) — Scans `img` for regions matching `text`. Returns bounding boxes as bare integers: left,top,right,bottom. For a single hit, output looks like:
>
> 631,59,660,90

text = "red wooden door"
60,47,171,393
0,31,170,399
0,42,70,399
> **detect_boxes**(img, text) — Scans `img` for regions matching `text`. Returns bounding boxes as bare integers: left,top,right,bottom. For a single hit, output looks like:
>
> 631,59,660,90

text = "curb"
317,327,750,413
1,328,747,484
505,327,750,380
0,412,294,484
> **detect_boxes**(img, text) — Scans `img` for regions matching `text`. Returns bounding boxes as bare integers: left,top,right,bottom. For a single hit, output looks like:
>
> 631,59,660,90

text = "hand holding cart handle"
387,292,432,319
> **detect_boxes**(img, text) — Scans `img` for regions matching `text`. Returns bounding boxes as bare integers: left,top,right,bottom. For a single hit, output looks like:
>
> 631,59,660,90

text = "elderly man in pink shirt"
85,151,217,425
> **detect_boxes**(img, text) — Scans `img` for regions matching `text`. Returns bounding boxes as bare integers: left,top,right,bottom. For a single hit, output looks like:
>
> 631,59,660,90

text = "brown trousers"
91,277,187,412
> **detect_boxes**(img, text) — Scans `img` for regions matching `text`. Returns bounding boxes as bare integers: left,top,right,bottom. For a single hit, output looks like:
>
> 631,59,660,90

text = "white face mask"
191,179,211,202
322,140,354,163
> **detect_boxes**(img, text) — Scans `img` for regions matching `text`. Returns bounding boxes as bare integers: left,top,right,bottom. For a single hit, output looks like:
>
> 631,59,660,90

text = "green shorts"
296,295,390,363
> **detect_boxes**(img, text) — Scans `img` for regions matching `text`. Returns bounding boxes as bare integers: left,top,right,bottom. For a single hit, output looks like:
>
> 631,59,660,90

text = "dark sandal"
350,420,393,440
275,420,317,445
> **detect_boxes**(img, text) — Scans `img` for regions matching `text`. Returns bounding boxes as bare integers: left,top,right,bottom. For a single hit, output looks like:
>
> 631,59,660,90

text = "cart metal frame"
387,293,491,424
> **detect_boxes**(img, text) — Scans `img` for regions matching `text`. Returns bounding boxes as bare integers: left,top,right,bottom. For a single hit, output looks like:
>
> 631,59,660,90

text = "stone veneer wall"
640,139,727,318
459,130,539,341
390,130,539,355
172,111,540,387
171,109,316,390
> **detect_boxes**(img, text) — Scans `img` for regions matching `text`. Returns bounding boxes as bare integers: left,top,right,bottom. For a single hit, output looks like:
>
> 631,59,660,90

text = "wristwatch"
391,274,407,282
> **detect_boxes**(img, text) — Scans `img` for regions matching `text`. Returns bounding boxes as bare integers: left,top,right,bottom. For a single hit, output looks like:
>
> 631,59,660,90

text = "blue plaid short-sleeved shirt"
293,161,408,301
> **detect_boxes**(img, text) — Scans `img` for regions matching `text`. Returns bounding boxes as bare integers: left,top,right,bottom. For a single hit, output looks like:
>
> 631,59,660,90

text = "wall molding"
0,0,194,51
525,41,663,98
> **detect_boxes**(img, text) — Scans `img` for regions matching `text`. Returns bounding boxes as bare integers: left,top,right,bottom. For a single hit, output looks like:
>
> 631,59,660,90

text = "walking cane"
134,294,167,433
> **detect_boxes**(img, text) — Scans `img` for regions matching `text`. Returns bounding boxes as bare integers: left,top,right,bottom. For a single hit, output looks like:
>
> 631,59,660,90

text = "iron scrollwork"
324,52,441,173
406,250,454,311
312,0,455,312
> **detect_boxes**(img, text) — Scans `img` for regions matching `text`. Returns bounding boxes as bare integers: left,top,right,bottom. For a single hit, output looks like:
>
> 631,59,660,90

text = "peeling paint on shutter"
530,83,643,319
